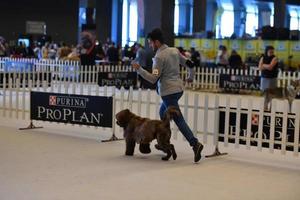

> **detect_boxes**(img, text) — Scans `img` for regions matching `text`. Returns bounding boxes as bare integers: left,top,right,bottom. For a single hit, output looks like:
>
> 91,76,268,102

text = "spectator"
48,44,57,59
133,43,150,88
228,50,243,69
41,42,49,59
25,43,35,58
33,42,42,59
66,45,81,61
95,43,106,60
190,47,201,67
216,45,229,67
122,44,132,60
57,46,72,60
106,42,119,63
258,45,278,91
79,31,96,66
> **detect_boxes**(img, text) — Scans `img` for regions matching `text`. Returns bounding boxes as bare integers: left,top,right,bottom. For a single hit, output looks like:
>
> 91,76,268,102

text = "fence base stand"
205,146,228,158
19,121,43,130
102,133,123,143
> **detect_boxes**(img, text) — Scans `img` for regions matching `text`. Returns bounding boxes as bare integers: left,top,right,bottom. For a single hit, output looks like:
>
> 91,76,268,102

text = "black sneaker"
192,142,203,163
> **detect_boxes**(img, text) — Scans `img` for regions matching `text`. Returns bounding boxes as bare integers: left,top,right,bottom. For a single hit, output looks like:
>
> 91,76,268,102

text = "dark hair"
218,45,227,51
147,28,164,44
264,45,274,56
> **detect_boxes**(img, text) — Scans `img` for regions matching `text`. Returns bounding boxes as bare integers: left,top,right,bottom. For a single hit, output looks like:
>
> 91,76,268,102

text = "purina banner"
31,92,113,127
219,74,260,91
218,108,299,152
98,72,137,89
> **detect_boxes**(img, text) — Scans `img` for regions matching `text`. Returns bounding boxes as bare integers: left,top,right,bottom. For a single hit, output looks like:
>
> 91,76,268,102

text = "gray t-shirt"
137,44,194,96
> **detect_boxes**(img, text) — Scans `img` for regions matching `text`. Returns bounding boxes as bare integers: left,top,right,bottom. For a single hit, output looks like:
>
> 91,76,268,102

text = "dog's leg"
161,146,172,161
154,144,166,152
157,141,172,161
170,144,177,160
156,133,172,161
125,139,136,156
139,143,151,154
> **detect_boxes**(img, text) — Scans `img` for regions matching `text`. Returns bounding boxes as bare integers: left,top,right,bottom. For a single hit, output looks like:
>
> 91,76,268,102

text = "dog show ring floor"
0,116,299,200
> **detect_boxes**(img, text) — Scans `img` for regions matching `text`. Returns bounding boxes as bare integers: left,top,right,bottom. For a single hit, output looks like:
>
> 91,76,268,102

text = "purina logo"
49,96,57,106
49,95,88,108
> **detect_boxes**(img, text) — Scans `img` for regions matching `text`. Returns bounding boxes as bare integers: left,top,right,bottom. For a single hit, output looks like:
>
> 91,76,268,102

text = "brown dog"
115,106,179,161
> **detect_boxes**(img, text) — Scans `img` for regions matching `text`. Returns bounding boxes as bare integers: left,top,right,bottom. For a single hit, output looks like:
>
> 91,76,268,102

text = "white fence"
1,57,300,92
0,74,299,157
181,66,300,91
0,58,299,157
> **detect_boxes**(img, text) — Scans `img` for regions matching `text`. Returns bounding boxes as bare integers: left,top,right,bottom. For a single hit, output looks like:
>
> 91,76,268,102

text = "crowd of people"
0,35,145,66
176,44,245,69
1,34,255,70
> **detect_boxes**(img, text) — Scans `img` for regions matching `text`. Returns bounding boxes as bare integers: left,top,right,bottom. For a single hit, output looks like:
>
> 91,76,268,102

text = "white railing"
0,70,299,157
1,57,299,92
180,66,300,91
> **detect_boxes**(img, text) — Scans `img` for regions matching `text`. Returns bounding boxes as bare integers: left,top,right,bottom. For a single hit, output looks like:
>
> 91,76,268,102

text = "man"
132,28,203,163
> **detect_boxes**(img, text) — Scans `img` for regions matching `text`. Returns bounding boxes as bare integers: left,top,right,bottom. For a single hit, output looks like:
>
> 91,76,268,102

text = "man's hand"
132,62,141,70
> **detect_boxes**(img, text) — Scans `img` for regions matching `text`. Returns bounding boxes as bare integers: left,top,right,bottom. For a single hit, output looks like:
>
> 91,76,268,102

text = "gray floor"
0,119,300,200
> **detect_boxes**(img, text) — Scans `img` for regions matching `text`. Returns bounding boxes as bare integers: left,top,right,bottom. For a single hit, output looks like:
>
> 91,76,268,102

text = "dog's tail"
162,106,180,127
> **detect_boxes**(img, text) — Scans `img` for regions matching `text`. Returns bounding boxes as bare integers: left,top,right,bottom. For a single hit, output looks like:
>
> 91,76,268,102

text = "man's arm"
262,57,278,70
132,57,162,84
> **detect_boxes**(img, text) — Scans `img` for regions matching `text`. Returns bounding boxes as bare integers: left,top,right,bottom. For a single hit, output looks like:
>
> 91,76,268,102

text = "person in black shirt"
228,50,243,69
80,32,96,66
258,46,278,91
190,47,201,67
106,42,119,64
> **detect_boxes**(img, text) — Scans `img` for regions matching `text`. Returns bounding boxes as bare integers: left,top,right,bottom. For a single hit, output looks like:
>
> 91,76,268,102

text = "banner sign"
219,74,260,91
98,72,137,89
31,92,113,127
218,108,299,152
26,21,46,34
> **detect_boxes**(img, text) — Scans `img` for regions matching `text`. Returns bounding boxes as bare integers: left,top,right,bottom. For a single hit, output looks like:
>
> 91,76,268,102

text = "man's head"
147,28,164,51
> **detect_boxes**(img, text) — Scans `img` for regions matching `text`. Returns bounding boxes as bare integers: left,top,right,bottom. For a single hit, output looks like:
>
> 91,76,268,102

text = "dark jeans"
159,91,199,146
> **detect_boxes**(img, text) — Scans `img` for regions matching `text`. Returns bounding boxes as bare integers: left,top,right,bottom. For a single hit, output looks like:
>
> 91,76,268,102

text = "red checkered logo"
49,95,57,106
251,114,259,125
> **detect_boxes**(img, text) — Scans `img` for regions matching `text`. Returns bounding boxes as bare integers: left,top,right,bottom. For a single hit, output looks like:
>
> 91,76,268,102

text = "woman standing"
258,46,279,91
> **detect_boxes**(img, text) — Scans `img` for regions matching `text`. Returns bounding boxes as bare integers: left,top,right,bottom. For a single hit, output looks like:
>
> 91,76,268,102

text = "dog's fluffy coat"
115,106,179,161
